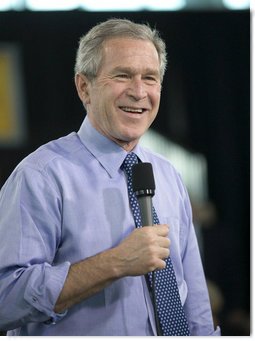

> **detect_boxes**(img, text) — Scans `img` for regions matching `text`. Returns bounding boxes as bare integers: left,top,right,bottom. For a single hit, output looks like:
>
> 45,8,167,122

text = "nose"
126,77,147,101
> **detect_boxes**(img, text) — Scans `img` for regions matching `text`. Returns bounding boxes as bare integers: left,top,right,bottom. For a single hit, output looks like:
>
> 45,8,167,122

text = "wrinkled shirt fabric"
0,116,220,336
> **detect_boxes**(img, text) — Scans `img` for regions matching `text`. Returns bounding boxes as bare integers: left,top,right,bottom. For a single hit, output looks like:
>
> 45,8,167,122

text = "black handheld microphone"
132,162,162,335
132,162,155,226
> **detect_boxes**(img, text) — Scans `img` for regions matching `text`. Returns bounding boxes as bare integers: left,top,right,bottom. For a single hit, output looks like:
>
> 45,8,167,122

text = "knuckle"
148,245,157,256
157,260,166,270
147,256,158,272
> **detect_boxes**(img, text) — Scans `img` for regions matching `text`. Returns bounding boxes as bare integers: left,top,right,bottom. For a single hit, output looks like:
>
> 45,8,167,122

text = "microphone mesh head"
132,162,155,192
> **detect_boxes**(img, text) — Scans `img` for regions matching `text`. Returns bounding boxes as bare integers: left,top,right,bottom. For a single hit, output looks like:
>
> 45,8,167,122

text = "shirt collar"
78,116,144,177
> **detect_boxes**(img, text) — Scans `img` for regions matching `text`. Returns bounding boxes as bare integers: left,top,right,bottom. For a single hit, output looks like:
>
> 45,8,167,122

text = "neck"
114,138,139,152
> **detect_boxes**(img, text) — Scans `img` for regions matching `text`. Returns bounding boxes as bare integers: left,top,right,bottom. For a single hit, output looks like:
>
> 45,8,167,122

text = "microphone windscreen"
132,162,155,192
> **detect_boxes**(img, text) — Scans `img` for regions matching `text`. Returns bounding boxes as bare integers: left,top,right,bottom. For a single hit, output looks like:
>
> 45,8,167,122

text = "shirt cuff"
43,310,68,325
24,261,71,323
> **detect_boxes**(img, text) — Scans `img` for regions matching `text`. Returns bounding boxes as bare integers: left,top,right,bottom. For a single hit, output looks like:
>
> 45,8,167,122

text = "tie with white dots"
121,152,190,336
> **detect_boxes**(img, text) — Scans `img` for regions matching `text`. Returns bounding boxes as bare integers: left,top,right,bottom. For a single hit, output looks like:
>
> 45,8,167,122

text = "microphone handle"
137,196,153,226
137,195,162,335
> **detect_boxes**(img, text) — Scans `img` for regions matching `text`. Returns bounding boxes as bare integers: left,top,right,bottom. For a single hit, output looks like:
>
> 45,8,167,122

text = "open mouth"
119,106,146,114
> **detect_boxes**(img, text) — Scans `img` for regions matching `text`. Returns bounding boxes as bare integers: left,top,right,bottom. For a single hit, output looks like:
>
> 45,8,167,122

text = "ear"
75,73,91,105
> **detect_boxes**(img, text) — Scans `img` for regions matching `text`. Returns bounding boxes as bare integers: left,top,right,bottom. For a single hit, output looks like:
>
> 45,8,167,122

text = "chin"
122,126,146,139
122,132,142,143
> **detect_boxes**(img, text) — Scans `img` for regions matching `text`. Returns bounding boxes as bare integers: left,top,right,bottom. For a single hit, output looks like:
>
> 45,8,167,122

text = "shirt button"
32,296,37,302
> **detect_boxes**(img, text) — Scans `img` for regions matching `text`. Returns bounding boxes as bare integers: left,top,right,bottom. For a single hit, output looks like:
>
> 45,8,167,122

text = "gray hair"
74,18,167,83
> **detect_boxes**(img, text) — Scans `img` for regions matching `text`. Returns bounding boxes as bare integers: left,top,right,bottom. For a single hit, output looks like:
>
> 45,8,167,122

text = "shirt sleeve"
0,164,70,331
177,175,221,336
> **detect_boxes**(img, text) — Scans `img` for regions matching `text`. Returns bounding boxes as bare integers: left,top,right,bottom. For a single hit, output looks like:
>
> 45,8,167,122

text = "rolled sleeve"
0,164,70,330
0,261,70,331
24,261,71,321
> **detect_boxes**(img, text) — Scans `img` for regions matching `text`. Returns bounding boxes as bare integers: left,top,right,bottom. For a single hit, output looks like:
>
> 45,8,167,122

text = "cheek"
150,93,161,116
153,89,161,105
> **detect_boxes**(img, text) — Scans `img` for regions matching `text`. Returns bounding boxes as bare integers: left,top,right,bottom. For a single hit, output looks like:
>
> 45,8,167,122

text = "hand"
55,224,170,312
113,224,170,277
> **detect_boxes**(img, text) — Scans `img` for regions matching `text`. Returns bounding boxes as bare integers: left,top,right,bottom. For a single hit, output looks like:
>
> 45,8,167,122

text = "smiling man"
75,37,161,151
0,19,220,336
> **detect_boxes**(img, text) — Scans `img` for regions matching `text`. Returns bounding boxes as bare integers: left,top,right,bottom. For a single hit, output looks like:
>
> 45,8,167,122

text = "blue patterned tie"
121,152,190,336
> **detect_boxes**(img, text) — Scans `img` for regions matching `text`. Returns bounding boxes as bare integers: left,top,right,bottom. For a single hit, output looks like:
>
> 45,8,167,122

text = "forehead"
101,37,160,70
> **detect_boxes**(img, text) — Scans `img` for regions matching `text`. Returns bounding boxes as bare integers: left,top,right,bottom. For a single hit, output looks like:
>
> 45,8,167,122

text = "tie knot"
121,152,139,175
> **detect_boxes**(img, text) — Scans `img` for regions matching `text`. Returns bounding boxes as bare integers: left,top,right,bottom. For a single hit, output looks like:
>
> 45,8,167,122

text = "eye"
144,76,158,84
116,74,129,79
146,76,156,81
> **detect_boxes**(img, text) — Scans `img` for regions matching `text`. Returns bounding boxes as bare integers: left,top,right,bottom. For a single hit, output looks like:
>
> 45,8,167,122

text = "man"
0,19,220,336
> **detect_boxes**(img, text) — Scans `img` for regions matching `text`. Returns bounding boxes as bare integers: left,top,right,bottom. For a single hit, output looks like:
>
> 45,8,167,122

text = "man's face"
76,37,161,151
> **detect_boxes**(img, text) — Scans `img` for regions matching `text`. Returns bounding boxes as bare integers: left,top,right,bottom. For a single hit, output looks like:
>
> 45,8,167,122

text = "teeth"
121,107,143,113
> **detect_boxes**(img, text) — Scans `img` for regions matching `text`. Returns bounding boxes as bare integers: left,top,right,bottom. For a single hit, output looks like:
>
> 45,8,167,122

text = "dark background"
0,10,250,335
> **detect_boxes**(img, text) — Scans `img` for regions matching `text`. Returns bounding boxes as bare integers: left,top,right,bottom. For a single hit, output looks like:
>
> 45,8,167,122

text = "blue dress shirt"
0,116,220,336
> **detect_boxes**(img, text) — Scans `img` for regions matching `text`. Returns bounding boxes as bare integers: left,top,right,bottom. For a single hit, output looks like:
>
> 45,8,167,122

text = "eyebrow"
112,66,160,77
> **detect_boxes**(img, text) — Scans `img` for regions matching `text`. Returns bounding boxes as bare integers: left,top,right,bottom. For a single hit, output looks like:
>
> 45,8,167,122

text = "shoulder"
138,145,188,198
16,132,83,174
1,132,85,195
139,145,181,176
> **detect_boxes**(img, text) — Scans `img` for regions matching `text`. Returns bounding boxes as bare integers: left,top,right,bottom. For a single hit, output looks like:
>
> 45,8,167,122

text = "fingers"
144,224,170,248
158,235,170,248
154,224,169,237
141,225,170,270
114,224,171,276
155,259,167,271
141,225,170,252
